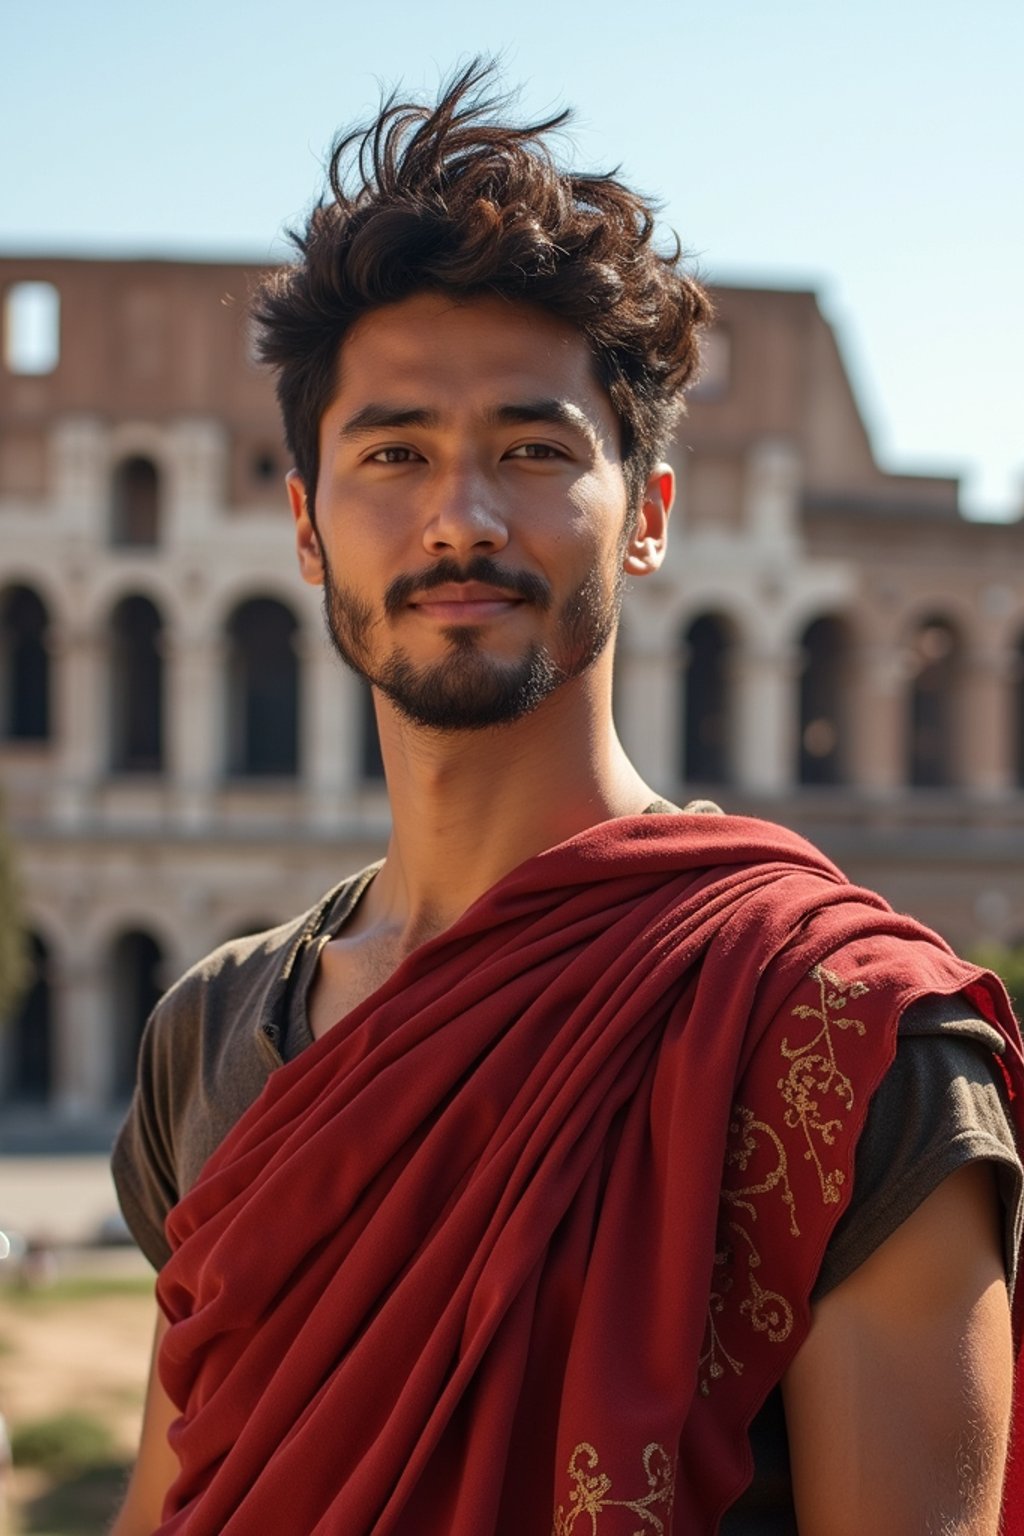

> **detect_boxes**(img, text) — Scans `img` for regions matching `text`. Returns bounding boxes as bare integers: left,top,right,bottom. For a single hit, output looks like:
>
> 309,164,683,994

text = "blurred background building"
1,255,1023,1147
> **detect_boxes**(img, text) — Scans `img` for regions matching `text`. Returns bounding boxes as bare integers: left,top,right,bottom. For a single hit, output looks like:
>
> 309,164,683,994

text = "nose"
422,464,509,558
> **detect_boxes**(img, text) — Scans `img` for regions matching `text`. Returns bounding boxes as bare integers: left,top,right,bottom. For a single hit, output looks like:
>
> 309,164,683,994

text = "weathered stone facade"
1,258,1022,1143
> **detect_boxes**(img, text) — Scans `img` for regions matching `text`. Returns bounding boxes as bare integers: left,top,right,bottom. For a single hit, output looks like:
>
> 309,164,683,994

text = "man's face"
290,292,669,731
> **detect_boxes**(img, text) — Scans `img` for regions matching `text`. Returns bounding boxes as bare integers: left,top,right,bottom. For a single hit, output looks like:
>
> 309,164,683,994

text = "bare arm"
782,1161,1014,1535
109,1306,179,1536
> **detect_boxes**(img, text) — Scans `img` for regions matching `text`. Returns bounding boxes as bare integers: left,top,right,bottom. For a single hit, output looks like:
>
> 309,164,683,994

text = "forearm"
108,1488,154,1536
111,1307,178,1535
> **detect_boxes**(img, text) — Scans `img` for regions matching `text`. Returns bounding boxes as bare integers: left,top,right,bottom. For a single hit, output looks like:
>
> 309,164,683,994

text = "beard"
320,550,623,732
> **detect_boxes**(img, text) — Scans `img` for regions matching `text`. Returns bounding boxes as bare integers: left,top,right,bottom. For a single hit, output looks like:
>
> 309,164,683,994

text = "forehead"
330,292,616,430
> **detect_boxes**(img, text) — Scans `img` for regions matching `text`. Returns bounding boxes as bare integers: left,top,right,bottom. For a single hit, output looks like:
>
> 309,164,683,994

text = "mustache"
383,556,552,617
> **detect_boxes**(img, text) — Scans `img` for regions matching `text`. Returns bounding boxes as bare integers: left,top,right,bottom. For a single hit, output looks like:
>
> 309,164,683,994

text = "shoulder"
143,879,355,1052
150,916,300,1026
159,905,318,1005
133,874,369,1145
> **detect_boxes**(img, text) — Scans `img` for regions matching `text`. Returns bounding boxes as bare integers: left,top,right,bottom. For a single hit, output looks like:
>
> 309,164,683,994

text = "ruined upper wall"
679,284,960,515
1,257,961,518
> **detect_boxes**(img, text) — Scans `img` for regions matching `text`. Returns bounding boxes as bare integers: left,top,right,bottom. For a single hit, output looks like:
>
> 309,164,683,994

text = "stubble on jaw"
318,550,624,733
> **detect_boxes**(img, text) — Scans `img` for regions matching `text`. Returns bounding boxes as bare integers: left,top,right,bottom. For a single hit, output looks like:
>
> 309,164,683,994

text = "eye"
368,445,423,464
504,442,566,460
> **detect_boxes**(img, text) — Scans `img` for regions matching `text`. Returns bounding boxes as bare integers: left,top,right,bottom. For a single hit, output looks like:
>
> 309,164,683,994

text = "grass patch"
0,1274,154,1306
12,1411,115,1478
19,1459,131,1534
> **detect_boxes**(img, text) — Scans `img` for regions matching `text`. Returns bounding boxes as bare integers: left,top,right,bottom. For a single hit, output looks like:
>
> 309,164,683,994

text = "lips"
408,582,527,621
409,582,526,606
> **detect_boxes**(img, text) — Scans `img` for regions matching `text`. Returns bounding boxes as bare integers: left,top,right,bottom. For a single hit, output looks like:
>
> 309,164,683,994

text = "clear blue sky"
3,0,1021,517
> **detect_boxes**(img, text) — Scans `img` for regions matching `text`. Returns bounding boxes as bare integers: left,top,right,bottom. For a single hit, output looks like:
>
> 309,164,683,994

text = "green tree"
970,942,1024,1017
0,789,27,1021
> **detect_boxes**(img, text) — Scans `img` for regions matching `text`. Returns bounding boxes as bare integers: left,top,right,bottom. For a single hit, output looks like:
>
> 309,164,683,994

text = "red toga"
154,815,1024,1533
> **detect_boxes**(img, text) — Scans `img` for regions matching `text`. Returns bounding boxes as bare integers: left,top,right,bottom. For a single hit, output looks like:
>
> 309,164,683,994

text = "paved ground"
0,1156,125,1249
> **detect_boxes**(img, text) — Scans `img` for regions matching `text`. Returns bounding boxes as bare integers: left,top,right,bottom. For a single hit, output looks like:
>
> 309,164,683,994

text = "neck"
355,665,656,948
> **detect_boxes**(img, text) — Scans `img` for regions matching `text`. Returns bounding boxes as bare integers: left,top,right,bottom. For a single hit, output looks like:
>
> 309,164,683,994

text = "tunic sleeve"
813,993,1023,1300
110,995,181,1271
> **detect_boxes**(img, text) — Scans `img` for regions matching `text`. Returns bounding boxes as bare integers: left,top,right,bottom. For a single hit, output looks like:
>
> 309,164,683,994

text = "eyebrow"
339,405,435,436
486,400,598,450
338,398,599,452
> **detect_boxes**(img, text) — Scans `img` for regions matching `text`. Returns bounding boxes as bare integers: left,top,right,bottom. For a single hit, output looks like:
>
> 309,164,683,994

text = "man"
111,64,1024,1534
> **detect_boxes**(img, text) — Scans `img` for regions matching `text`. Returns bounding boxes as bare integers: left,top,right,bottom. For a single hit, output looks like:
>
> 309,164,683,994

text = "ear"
623,464,673,577
288,470,324,587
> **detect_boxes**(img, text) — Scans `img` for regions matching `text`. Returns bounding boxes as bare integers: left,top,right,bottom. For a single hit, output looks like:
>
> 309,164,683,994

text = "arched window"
360,680,385,782
226,598,299,776
111,455,161,547
110,595,164,773
682,614,733,784
907,617,961,788
797,616,848,786
0,585,50,740
3,932,52,1103
111,930,164,1098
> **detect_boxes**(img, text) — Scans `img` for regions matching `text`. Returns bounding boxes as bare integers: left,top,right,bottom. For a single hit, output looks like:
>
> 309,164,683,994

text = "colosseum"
1,256,1022,1145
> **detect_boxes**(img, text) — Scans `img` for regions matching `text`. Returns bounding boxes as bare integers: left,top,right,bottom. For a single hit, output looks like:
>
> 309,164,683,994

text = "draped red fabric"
155,815,1024,1534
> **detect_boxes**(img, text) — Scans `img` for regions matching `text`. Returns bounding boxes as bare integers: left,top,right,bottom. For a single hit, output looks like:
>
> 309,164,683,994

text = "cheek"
563,472,629,554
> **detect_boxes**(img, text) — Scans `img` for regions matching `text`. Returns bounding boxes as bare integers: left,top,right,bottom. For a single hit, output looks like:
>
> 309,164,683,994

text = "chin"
374,642,563,732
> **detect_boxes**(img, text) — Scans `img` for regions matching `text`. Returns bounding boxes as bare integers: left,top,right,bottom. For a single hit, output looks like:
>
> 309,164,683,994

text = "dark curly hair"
253,60,712,515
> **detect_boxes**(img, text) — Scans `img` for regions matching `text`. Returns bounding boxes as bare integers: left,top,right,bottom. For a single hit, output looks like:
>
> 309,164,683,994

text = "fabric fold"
154,813,1024,1533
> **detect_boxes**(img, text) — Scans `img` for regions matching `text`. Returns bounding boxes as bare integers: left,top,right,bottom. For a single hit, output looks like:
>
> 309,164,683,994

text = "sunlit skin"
287,291,672,960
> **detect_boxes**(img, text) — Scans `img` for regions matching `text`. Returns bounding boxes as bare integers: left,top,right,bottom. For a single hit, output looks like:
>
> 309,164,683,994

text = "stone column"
51,948,109,1120
177,886,217,974
50,621,106,827
301,633,355,828
165,418,228,545
960,647,1015,797
733,640,799,795
168,627,222,829
743,439,802,553
49,415,107,541
615,604,681,794
846,642,906,795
